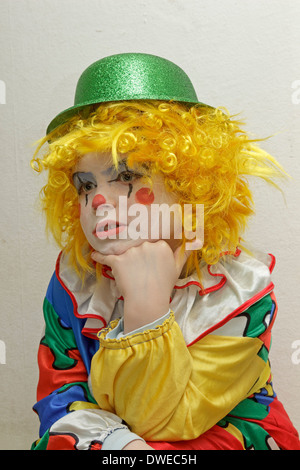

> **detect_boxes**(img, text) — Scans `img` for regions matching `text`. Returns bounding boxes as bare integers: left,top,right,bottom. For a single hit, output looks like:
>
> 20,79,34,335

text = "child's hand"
91,241,189,333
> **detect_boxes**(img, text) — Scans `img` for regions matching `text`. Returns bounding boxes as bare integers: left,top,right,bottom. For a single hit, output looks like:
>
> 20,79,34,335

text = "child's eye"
80,181,96,193
72,172,97,195
119,171,137,183
109,170,143,184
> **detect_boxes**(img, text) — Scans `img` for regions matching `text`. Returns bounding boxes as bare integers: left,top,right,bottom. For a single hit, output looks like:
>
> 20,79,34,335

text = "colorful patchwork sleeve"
32,296,139,450
90,294,278,442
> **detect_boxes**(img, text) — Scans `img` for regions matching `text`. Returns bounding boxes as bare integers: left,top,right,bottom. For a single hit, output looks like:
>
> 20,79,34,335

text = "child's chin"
94,238,149,256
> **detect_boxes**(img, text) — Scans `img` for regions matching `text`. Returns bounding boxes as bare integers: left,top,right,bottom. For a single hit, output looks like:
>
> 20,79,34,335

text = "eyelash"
76,170,142,195
108,170,142,184
78,181,97,194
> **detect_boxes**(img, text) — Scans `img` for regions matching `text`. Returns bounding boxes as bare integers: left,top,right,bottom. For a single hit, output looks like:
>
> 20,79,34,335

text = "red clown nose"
92,194,106,209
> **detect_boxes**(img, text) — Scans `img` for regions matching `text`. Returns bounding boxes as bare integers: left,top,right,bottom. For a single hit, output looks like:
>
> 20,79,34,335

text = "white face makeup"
73,152,181,256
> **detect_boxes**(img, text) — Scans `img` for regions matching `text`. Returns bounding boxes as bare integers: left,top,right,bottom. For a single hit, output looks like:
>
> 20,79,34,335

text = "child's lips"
94,220,127,239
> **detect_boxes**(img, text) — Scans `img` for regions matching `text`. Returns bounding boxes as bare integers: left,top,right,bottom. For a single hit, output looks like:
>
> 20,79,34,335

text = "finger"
91,251,114,266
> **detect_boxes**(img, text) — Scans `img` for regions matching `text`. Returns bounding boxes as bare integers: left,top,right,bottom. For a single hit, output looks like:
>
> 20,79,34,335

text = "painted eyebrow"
72,172,97,191
104,161,145,181
101,161,128,178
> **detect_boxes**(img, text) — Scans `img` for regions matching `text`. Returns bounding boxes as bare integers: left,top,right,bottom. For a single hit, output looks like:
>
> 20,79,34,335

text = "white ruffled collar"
57,247,275,345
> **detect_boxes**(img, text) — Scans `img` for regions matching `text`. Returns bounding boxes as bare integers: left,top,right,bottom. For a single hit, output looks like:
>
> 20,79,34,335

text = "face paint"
106,160,143,198
74,152,181,256
135,187,155,205
73,172,97,193
92,194,106,209
73,171,98,206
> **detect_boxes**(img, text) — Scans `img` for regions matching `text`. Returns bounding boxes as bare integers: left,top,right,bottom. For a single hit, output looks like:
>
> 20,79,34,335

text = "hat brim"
46,97,211,136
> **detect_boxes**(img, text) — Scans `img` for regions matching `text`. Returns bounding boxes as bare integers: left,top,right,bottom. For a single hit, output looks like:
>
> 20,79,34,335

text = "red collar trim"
55,252,107,333
98,247,275,297
55,248,276,340
187,282,275,347
174,247,242,296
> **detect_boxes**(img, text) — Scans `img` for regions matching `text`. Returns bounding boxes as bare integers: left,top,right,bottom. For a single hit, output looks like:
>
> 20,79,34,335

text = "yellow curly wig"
31,100,287,280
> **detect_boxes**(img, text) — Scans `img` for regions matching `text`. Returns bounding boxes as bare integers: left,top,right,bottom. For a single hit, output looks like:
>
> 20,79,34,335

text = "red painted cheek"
135,187,155,205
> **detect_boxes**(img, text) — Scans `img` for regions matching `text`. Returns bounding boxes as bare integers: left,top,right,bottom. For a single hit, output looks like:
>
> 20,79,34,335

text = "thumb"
173,244,189,278
173,238,203,277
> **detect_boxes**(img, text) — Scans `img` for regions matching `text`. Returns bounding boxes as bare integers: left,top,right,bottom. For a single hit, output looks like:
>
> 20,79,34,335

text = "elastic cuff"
106,310,171,339
102,428,145,450
98,311,175,349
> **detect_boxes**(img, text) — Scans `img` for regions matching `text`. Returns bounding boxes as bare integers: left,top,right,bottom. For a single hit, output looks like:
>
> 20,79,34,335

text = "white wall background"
0,0,300,450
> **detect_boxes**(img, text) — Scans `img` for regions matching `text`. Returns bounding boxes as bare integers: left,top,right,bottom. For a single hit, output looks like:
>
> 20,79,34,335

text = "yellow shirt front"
91,311,270,441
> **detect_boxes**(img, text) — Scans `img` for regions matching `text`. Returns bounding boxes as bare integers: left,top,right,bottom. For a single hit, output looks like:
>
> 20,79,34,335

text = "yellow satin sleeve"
90,312,270,441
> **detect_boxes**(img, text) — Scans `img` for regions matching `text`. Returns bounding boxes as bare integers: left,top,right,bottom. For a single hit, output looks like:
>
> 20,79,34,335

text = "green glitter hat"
47,52,210,135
